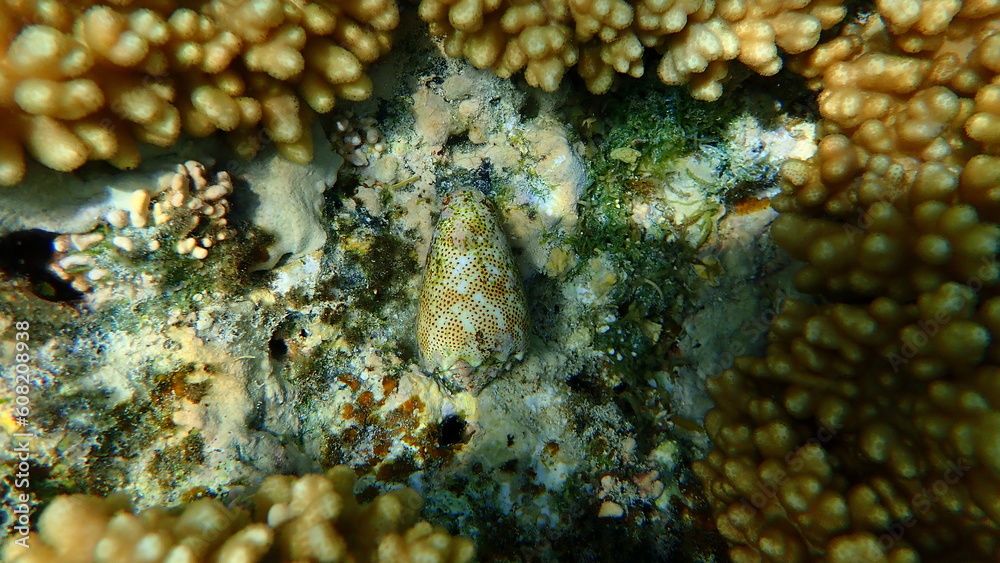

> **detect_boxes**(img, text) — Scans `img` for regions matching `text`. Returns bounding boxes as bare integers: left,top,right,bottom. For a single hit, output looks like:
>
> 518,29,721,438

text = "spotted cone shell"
417,189,528,393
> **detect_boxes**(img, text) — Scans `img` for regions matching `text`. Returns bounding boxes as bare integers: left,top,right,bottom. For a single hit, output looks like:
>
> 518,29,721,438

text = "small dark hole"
566,370,605,402
567,372,601,393
0,229,83,302
268,336,288,361
616,302,630,318
438,414,468,447
521,95,540,120
499,458,519,472
272,252,292,269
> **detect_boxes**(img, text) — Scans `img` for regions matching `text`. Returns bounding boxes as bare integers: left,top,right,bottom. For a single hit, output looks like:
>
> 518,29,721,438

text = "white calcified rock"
0,140,229,238
0,161,169,237
241,121,344,270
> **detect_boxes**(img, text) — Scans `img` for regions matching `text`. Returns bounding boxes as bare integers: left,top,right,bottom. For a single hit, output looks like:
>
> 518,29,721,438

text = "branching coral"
418,0,848,100
0,0,398,185
0,467,475,563
48,160,236,294
693,2,1000,560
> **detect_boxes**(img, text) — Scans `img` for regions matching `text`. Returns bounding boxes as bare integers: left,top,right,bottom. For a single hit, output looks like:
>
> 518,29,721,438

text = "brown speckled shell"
416,189,528,393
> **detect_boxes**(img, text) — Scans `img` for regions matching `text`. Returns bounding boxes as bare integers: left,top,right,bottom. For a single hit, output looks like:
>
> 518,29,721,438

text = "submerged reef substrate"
1,1,999,562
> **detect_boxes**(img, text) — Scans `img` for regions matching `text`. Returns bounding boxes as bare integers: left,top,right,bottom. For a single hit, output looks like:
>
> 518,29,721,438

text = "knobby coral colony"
0,0,398,185
2,0,1000,560
694,6,1000,563
418,0,848,99
2,467,475,563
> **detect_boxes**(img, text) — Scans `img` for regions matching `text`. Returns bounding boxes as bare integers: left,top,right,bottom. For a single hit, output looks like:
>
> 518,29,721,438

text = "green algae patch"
563,76,790,384
148,431,207,490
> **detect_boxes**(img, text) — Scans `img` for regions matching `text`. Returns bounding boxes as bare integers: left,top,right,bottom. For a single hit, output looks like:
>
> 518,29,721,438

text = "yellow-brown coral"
0,0,398,185
418,0,848,100
0,466,475,563
694,1,1000,560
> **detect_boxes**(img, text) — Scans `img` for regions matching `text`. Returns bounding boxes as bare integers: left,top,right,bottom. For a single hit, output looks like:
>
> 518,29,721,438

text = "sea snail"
416,188,529,393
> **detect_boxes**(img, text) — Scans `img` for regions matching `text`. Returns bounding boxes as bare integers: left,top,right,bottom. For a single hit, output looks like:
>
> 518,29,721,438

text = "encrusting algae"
416,188,529,394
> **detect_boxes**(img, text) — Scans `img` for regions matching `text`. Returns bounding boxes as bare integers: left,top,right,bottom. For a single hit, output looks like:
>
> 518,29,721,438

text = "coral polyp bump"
416,188,529,393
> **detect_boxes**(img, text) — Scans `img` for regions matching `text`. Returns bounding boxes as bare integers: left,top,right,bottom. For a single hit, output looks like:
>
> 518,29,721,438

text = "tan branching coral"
46,160,236,295
694,2,1000,561
771,191,1000,301
0,467,475,563
419,0,847,100
254,468,473,562
695,292,1000,560
0,0,398,185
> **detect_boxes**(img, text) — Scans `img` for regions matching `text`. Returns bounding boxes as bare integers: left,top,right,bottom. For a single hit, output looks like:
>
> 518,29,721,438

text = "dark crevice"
438,414,469,447
268,335,289,361
0,229,83,302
